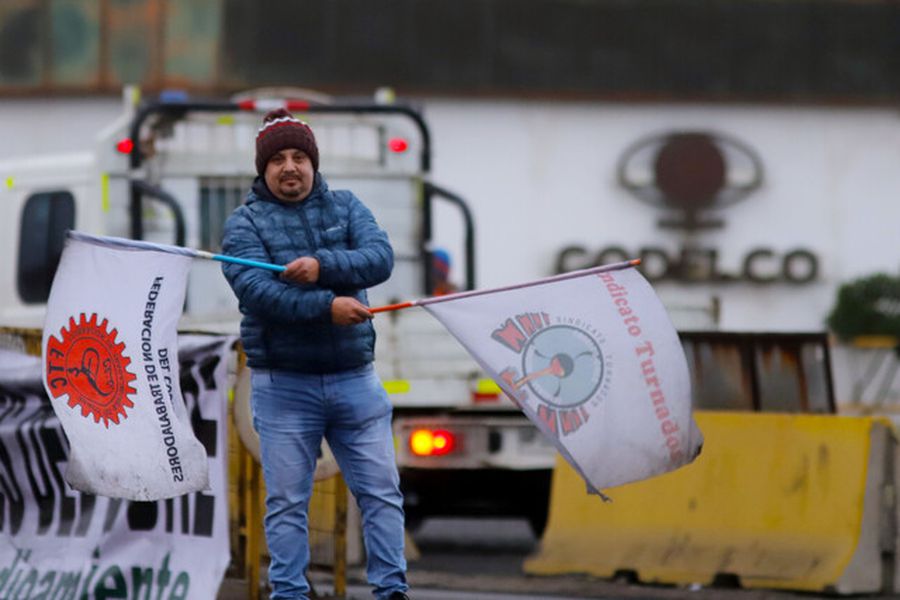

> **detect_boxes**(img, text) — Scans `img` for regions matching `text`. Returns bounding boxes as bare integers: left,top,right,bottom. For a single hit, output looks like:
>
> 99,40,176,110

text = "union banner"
421,264,704,495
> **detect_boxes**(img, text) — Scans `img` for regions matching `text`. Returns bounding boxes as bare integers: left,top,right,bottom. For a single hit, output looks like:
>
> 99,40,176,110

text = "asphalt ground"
217,517,899,600
219,570,900,600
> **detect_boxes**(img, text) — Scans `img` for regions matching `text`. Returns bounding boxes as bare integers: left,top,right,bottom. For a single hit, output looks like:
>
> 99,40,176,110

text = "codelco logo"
556,131,820,284
45,313,137,427
492,311,610,438
619,132,761,230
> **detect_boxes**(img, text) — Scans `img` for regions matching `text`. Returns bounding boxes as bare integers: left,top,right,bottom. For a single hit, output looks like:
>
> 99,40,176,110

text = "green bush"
826,273,900,341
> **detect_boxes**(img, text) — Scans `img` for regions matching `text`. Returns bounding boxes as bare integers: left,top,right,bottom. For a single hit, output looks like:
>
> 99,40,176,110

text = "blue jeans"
251,364,408,600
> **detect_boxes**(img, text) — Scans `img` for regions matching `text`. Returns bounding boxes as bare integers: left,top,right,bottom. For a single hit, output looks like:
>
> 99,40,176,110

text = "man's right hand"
331,297,373,325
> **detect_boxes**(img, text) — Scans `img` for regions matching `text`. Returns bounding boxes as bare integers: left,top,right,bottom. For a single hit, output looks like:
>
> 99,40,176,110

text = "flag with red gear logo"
42,233,209,500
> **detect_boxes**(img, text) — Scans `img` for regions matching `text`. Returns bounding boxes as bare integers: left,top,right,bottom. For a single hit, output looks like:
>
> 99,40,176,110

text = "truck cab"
0,87,552,531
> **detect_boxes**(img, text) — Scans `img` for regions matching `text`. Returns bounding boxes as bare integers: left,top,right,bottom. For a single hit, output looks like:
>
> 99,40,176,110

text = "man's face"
264,148,315,202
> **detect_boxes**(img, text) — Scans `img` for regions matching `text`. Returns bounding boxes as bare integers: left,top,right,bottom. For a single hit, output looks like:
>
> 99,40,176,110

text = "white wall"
420,99,900,332
2,94,898,333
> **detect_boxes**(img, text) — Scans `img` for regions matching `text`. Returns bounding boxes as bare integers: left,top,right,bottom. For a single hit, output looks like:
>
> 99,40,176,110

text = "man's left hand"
281,257,320,283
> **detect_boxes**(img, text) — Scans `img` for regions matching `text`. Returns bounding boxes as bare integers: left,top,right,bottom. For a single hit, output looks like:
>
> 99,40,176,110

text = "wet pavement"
217,517,900,600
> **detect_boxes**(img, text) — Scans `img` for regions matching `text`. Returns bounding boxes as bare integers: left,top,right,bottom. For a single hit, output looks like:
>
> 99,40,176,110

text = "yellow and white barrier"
525,411,897,594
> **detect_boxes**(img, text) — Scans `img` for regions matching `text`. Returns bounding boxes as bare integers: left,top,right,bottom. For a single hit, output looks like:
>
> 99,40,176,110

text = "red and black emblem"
45,313,137,427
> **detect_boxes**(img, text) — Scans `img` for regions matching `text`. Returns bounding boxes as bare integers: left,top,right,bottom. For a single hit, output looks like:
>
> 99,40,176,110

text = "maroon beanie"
255,108,319,175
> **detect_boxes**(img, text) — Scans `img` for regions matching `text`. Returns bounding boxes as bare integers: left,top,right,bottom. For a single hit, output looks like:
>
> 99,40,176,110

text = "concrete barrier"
524,411,896,594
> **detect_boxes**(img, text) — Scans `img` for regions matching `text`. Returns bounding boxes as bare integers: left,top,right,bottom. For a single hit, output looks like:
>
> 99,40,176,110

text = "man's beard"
279,177,304,198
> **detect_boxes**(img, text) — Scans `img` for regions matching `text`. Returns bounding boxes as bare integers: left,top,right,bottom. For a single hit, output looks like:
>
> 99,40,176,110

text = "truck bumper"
400,467,552,535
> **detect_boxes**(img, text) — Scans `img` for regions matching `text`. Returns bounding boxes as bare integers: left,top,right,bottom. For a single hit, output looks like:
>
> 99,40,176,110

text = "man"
430,248,457,296
222,108,410,600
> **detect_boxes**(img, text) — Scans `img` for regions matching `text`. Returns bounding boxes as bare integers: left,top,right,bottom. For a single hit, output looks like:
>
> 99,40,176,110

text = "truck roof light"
116,138,134,154
409,428,456,457
159,89,189,103
236,99,312,113
388,137,409,153
285,100,312,112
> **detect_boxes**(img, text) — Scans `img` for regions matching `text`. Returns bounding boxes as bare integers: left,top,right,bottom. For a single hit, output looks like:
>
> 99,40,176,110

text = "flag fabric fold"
422,264,703,495
42,233,209,500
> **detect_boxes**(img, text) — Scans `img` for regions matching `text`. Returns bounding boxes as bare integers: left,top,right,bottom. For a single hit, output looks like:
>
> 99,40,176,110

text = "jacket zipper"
297,200,339,372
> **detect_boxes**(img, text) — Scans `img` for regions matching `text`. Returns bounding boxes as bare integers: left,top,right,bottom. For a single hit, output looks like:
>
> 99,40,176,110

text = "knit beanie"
255,108,319,175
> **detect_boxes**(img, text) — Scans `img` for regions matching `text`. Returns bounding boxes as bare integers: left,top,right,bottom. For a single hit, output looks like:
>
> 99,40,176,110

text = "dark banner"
0,335,232,600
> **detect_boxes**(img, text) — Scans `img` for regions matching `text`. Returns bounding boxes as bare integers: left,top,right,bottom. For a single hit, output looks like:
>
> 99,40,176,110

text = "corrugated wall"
1,0,899,100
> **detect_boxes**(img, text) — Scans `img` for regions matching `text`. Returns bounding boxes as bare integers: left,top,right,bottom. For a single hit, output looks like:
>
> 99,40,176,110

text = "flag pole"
370,301,417,314
369,259,642,314
68,231,287,273
66,232,640,314
200,251,286,273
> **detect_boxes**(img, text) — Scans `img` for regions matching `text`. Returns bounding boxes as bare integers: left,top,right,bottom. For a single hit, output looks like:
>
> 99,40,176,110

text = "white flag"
41,234,209,500
422,265,703,494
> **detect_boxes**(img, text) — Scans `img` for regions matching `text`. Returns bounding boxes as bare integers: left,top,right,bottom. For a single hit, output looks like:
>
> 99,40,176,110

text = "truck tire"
527,503,549,538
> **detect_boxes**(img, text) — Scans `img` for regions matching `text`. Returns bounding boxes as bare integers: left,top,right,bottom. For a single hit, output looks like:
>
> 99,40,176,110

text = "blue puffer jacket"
221,174,393,373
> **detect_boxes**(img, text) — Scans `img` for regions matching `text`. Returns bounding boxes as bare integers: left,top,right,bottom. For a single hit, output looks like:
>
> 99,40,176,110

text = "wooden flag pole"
369,301,417,314
368,259,641,315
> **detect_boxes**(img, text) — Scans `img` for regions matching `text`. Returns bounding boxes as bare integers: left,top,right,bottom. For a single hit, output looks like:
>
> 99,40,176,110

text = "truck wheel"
404,511,424,533
527,504,549,538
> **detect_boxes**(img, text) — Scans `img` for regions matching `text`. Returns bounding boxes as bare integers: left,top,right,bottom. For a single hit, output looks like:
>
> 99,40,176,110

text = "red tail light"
388,137,409,153
116,138,134,154
409,428,456,457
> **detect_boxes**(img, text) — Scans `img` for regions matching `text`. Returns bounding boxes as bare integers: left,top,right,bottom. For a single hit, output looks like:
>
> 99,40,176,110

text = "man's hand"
331,297,373,325
281,257,320,284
